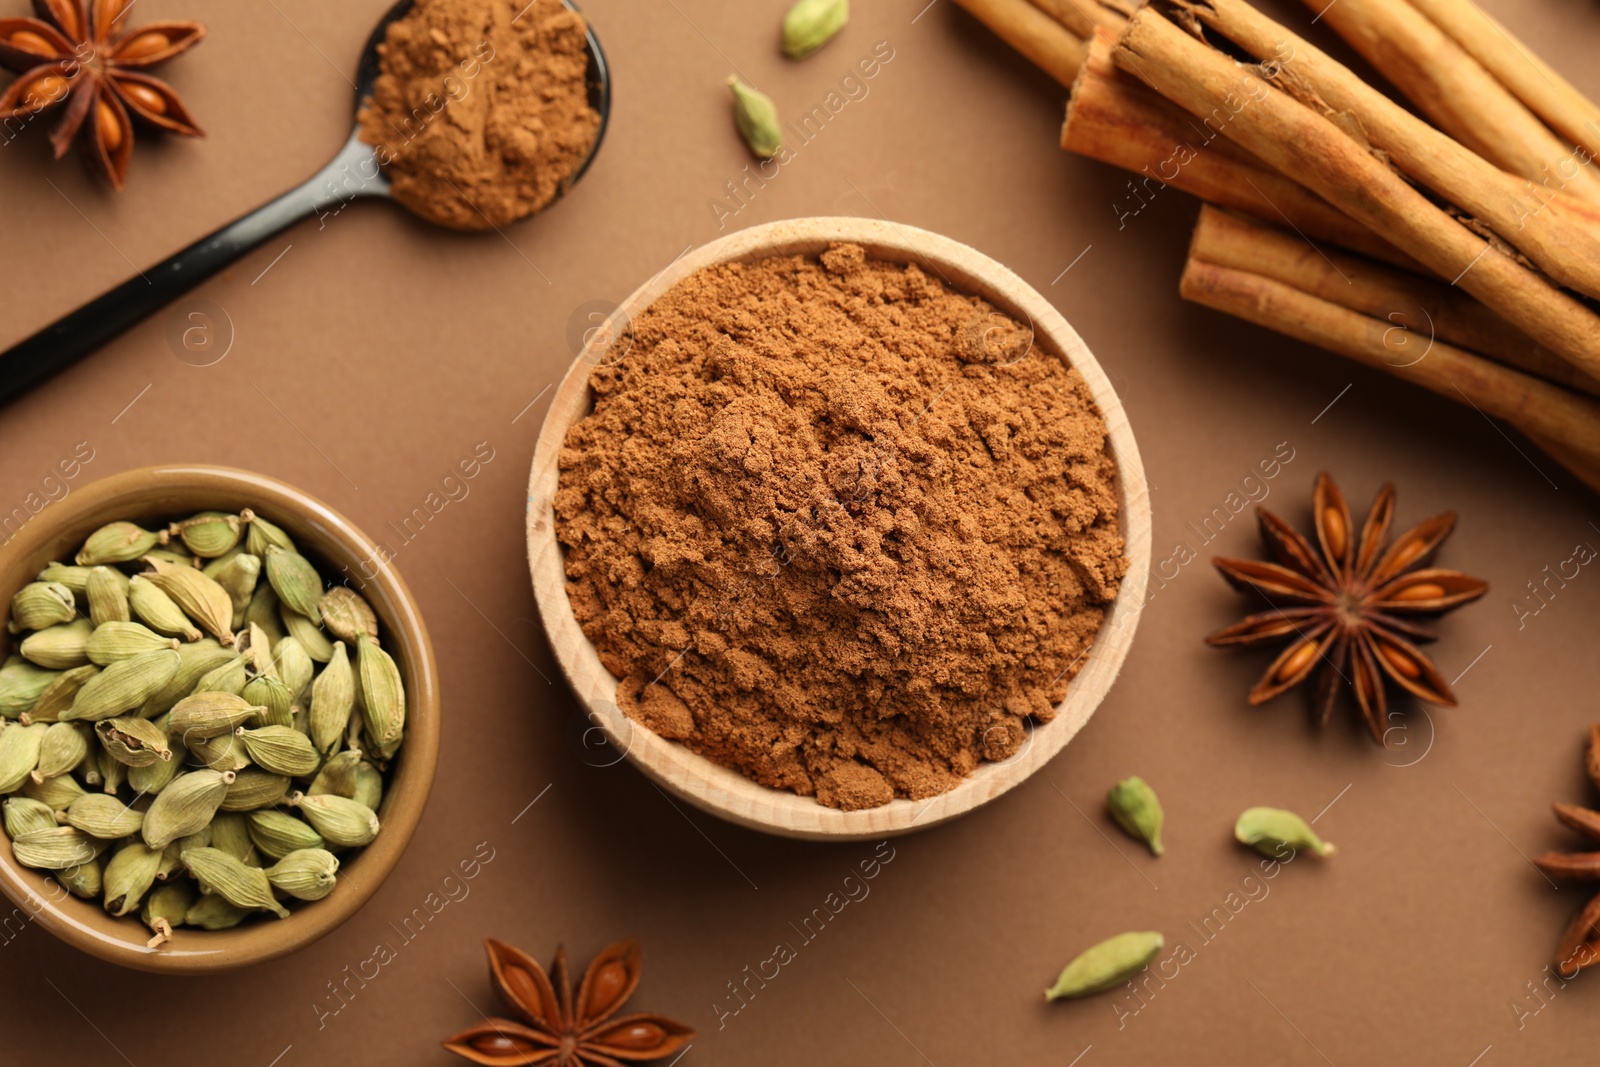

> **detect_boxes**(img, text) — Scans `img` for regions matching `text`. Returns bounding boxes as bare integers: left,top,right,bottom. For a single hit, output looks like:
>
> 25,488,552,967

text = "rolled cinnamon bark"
1178,256,1600,477
1189,206,1600,398
1114,7,1600,380
1024,0,1126,38
950,0,1086,87
1299,0,1600,206
1173,0,1600,302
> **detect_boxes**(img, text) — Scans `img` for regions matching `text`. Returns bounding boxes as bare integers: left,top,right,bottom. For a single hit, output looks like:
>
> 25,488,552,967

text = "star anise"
444,938,695,1067
0,0,204,189
1533,726,1600,975
1206,472,1487,742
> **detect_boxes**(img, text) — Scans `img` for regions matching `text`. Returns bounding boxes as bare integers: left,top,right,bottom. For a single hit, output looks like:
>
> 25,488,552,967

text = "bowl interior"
528,217,1151,840
0,465,439,972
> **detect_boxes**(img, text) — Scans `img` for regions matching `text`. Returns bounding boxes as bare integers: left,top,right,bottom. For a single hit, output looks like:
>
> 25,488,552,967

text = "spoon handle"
0,131,385,406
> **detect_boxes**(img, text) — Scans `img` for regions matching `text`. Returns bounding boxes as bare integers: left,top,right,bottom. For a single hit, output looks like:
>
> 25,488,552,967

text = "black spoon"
0,0,611,403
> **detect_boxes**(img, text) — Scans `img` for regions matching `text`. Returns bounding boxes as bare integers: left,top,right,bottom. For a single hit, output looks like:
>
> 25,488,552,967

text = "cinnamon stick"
1025,0,1126,38
1178,256,1600,475
1061,30,1415,269
1174,0,1600,302
1113,7,1600,380
950,0,1085,87
1189,206,1600,398
1404,0,1600,170
1300,0,1600,206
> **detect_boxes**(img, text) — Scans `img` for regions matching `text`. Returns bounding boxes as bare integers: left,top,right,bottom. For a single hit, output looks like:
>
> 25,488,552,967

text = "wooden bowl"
0,465,440,972
527,218,1150,840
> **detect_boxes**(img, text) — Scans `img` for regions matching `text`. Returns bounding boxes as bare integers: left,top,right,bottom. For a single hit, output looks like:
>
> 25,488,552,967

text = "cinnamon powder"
359,0,599,230
554,244,1127,810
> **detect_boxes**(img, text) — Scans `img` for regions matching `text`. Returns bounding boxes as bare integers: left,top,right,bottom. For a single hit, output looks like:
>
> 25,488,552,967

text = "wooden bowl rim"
527,217,1150,840
0,464,440,972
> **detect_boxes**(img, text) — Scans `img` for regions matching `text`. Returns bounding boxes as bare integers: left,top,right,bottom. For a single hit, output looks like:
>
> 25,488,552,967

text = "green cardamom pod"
21,771,85,810
1106,776,1164,856
144,547,199,569
10,581,77,631
181,846,288,917
31,721,90,782
95,716,173,767
184,891,251,930
141,878,197,946
186,728,252,774
27,664,98,723
12,825,101,871
280,608,333,663
170,691,262,740
243,673,294,730
319,588,378,646
220,769,291,812
266,847,339,901
96,745,126,794
728,76,783,159
246,514,296,557
210,552,261,631
193,656,248,697
0,659,60,719
1046,931,1165,1001
308,747,363,799
65,793,145,839
209,811,258,866
352,759,383,813
4,796,59,837
21,619,94,670
171,510,250,559
57,856,103,900
37,562,93,595
85,566,131,627
356,634,405,759
138,640,233,717
310,643,355,753
781,0,848,58
142,768,235,849
76,521,164,566
142,558,235,645
0,722,49,792
86,621,181,665
247,809,325,860
290,791,380,848
103,840,164,916
64,648,180,722
128,575,203,642
237,622,276,677
244,583,287,649
128,743,184,795
264,545,325,623
1234,806,1334,858
273,636,315,702
237,724,320,777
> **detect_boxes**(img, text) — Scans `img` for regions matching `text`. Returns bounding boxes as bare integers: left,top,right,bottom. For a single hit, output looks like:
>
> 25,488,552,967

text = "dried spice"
1045,931,1163,1000
444,938,694,1066
555,244,1126,809
0,0,204,188
1234,806,1334,858
1534,725,1600,975
1207,472,1487,741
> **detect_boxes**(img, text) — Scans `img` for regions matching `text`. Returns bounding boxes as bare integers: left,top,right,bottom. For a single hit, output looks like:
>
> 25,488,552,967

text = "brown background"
2,0,1598,1062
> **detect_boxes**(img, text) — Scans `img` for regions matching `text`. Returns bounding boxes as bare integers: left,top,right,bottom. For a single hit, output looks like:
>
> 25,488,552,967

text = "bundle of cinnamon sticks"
953,0,1600,490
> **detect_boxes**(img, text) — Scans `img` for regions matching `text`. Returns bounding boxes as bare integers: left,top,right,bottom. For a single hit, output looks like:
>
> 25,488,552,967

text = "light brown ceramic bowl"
0,465,440,972
528,218,1150,841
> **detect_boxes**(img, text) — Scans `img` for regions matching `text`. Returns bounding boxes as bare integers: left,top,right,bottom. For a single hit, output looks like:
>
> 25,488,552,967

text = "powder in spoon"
554,244,1128,811
358,0,600,230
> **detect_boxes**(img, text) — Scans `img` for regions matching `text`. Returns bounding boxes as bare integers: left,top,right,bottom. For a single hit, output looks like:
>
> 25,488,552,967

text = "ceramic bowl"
527,217,1150,840
0,465,439,972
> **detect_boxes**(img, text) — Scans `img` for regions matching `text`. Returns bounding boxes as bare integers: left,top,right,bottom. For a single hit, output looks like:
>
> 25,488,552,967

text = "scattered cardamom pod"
128,575,203,642
1046,931,1165,1001
85,621,181,665
0,722,49,792
64,793,145,839
247,809,326,860
319,587,378,646
246,513,296,557
171,510,250,558
220,769,291,812
237,724,320,777
266,848,339,901
310,643,355,754
4,796,59,837
95,716,173,768
85,566,131,627
1106,776,1164,856
169,691,263,740
291,791,380,848
13,825,101,870
264,545,324,623
64,648,180,722
31,721,90,783
728,76,783,159
782,0,848,58
76,521,164,566
0,659,59,719
357,634,406,759
1234,806,1334,858
10,581,77,632
182,847,289,918
142,768,235,849
21,619,94,670
28,664,99,722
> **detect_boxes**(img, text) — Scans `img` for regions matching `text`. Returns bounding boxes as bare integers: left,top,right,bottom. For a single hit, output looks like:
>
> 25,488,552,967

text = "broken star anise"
1533,725,1600,976
1206,472,1487,742
0,0,204,189
444,938,695,1067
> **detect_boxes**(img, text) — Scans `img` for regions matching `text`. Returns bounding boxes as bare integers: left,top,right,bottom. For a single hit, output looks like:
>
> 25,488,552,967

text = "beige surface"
0,0,1598,1062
